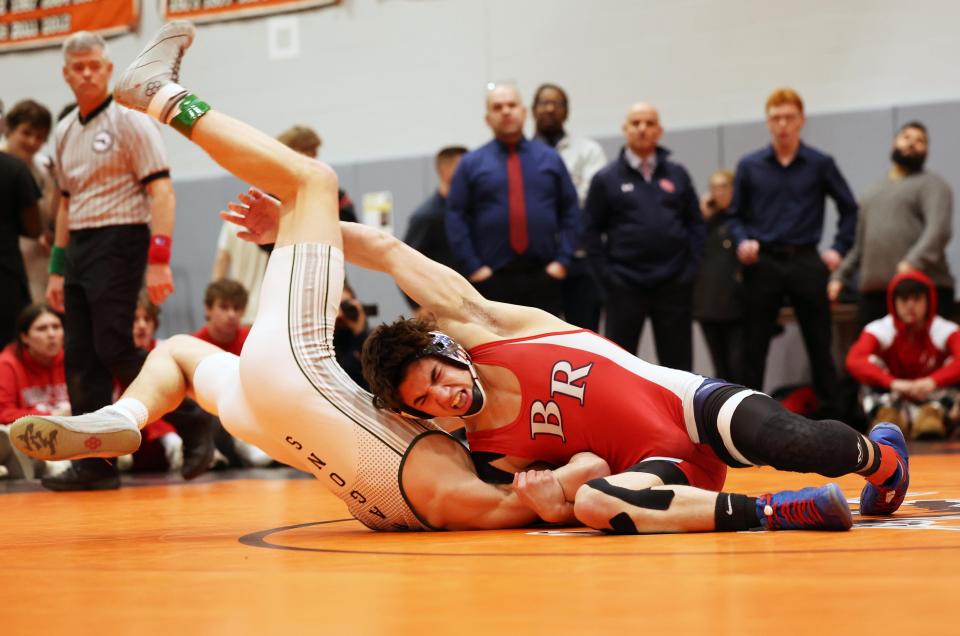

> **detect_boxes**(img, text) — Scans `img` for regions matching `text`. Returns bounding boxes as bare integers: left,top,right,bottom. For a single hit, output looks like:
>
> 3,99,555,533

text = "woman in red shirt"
0,303,69,424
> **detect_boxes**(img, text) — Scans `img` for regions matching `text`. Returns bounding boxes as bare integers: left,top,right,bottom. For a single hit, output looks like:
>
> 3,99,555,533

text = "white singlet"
193,244,446,531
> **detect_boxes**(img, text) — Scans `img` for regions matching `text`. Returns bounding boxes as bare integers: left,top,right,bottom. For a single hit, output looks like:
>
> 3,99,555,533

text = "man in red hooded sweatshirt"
846,271,960,439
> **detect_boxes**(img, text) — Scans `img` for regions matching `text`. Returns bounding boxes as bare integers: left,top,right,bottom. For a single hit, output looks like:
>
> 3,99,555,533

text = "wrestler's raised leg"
113,21,340,249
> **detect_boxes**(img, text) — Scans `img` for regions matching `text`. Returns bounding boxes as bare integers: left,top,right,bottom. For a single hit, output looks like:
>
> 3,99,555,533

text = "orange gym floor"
2,443,959,635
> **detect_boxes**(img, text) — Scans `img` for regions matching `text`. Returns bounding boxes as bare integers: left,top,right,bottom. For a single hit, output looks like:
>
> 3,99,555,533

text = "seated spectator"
0,303,70,478
193,279,271,467
116,291,183,474
193,278,251,354
846,272,960,439
334,282,372,389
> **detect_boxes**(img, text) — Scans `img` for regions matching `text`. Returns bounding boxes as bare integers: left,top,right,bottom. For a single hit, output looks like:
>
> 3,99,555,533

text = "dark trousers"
64,225,150,411
857,286,955,328
476,258,563,316
64,225,148,477
0,271,30,350
699,320,744,385
561,256,602,331
63,225,210,476
604,278,693,371
741,247,840,415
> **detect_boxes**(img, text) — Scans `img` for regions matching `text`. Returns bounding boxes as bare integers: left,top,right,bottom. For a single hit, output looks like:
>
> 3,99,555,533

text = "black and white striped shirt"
55,96,170,230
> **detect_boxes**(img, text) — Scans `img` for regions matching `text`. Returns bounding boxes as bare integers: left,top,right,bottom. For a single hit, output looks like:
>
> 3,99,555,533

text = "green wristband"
48,245,66,276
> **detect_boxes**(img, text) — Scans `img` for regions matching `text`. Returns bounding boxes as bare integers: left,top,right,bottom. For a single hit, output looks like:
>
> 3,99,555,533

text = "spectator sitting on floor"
193,278,251,355
846,271,960,439
0,303,70,478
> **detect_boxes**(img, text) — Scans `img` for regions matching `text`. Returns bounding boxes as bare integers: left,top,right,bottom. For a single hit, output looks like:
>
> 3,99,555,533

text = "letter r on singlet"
530,400,565,441
550,361,593,405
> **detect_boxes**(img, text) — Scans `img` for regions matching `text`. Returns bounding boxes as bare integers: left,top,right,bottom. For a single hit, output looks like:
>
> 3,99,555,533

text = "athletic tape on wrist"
48,245,66,275
148,234,172,265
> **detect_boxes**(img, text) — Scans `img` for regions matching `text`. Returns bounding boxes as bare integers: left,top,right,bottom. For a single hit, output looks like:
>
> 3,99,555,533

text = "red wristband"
148,234,172,265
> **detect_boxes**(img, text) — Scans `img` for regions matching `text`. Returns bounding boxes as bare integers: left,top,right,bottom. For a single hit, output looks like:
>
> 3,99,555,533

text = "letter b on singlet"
530,400,565,441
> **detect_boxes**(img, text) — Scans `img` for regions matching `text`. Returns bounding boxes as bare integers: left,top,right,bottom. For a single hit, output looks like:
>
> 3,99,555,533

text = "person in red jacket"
0,303,69,424
192,278,251,355
846,270,960,439
0,303,69,478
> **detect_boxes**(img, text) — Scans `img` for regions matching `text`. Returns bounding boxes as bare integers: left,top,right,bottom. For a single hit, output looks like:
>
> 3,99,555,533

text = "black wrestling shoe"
41,459,120,492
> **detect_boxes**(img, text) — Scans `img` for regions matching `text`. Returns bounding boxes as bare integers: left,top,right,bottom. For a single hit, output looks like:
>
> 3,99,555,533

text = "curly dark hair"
361,316,438,411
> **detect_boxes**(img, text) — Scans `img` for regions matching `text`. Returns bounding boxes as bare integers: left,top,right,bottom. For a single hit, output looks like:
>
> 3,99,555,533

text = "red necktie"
641,157,653,182
506,144,529,254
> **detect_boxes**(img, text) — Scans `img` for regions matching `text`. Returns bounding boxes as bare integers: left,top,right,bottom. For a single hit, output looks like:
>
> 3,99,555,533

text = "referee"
44,31,213,490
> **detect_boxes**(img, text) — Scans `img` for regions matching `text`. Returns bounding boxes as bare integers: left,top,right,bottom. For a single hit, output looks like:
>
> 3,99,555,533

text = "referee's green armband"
49,245,66,276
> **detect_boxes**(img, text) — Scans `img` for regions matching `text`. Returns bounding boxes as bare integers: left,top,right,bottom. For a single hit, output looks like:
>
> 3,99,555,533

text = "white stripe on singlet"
286,245,434,454
715,389,762,466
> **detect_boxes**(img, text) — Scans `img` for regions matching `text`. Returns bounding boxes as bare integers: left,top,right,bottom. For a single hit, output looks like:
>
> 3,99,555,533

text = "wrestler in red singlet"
465,329,728,491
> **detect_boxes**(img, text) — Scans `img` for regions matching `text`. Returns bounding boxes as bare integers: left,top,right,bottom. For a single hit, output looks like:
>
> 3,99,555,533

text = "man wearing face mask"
829,121,955,327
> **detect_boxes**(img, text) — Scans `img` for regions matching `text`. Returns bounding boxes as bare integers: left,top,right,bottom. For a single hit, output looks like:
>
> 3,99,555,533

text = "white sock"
112,398,149,428
147,82,189,123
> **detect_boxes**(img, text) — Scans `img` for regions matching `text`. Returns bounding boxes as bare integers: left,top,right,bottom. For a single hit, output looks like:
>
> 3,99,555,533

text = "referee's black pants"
740,246,841,416
64,225,207,478
603,277,693,371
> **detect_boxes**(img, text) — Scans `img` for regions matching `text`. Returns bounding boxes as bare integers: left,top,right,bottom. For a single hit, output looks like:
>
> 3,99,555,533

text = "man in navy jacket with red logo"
582,102,703,370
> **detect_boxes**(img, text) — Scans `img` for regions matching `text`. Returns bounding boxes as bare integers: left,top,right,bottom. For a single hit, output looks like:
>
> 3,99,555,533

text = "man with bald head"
445,83,579,315
583,103,703,370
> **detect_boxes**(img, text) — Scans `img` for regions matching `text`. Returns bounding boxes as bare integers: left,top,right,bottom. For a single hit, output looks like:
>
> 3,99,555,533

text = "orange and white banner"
0,0,138,52
164,0,339,24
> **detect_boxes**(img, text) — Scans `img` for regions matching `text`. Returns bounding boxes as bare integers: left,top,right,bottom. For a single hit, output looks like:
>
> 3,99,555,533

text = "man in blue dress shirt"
728,88,858,417
445,83,579,316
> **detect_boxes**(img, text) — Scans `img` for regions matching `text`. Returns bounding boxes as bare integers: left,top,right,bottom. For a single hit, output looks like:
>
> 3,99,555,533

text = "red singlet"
466,330,727,490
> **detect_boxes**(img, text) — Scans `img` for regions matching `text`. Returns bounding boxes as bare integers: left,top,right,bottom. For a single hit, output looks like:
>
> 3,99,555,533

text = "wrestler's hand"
513,469,571,523
146,263,175,305
46,274,65,313
220,187,280,244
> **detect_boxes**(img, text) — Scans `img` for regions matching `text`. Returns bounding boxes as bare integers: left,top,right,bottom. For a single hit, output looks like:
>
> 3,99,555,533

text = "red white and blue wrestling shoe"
859,422,910,516
757,483,853,531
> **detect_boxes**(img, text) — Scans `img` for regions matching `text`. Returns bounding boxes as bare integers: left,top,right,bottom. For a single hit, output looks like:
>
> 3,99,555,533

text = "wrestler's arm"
439,452,610,529
340,221,570,337
403,434,541,530
220,189,569,335
512,453,612,524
